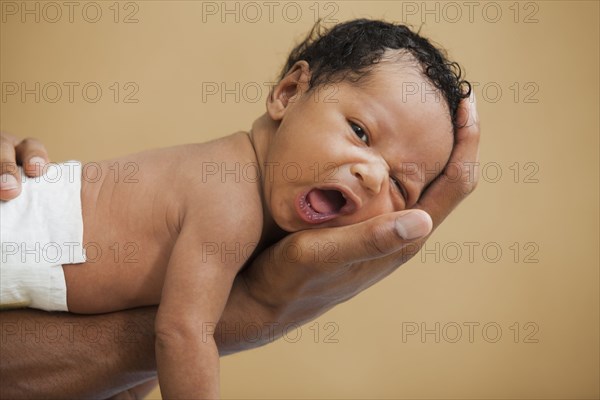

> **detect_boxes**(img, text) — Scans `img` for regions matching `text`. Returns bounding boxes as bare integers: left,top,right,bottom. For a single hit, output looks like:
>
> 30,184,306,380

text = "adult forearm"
0,276,299,399
0,308,157,399
0,284,292,398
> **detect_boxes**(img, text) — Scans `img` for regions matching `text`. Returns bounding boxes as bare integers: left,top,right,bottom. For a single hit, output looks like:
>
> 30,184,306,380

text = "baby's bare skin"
64,60,453,319
64,132,264,313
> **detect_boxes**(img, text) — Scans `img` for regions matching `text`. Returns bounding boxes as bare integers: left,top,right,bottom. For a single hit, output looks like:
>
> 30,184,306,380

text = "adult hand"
240,94,480,333
0,132,50,200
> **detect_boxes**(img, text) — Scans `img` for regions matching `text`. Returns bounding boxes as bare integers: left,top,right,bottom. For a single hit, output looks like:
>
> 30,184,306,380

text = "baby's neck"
244,117,289,252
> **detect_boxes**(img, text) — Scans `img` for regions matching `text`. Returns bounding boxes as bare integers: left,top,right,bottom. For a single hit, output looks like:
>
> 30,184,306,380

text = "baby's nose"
350,162,386,195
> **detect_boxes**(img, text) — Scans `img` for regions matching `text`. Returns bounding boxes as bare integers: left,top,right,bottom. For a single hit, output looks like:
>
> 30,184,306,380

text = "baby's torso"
63,132,265,313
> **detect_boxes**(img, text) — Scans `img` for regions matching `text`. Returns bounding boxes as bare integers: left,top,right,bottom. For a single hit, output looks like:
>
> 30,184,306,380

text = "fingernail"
0,174,18,191
29,156,46,166
395,211,432,240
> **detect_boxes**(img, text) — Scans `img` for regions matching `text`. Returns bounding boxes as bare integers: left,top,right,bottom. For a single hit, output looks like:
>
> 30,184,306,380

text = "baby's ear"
267,60,311,120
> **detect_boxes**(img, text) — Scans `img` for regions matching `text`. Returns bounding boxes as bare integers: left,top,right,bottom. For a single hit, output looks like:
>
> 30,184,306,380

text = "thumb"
321,209,433,264
394,209,433,240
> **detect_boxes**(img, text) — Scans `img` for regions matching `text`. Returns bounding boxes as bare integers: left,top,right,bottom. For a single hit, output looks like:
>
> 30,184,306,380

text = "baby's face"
264,64,454,232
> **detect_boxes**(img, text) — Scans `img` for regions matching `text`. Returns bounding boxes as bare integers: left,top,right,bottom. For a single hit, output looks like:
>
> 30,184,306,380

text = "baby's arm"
155,214,242,399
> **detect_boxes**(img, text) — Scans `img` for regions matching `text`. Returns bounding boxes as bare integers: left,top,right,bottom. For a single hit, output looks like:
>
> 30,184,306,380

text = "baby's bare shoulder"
176,132,264,245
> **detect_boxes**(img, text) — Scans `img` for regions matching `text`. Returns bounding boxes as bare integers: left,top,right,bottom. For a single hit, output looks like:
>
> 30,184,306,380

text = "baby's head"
255,19,471,232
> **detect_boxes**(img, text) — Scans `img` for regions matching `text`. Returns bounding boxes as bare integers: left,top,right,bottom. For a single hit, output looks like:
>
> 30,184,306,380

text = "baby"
0,19,470,398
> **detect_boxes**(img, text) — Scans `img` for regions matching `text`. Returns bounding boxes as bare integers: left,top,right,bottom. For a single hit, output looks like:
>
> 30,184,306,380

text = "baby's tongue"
307,189,344,214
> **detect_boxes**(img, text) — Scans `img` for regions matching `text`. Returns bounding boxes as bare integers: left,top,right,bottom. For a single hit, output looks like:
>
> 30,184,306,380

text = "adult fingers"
0,133,22,200
415,93,481,229
15,137,49,177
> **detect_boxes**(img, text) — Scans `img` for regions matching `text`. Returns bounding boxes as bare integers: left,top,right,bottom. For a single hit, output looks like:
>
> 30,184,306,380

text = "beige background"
1,0,598,398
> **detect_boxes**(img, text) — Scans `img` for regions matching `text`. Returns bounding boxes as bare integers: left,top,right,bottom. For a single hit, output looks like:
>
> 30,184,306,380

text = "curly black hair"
279,19,471,131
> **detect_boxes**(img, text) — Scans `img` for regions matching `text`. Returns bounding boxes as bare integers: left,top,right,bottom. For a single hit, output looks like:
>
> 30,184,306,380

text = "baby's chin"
270,212,301,233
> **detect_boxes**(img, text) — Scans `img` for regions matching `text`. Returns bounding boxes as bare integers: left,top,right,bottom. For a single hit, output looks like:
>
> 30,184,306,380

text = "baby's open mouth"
296,188,356,224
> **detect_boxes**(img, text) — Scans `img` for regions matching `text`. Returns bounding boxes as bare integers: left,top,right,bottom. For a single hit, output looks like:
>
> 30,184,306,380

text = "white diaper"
0,161,86,311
